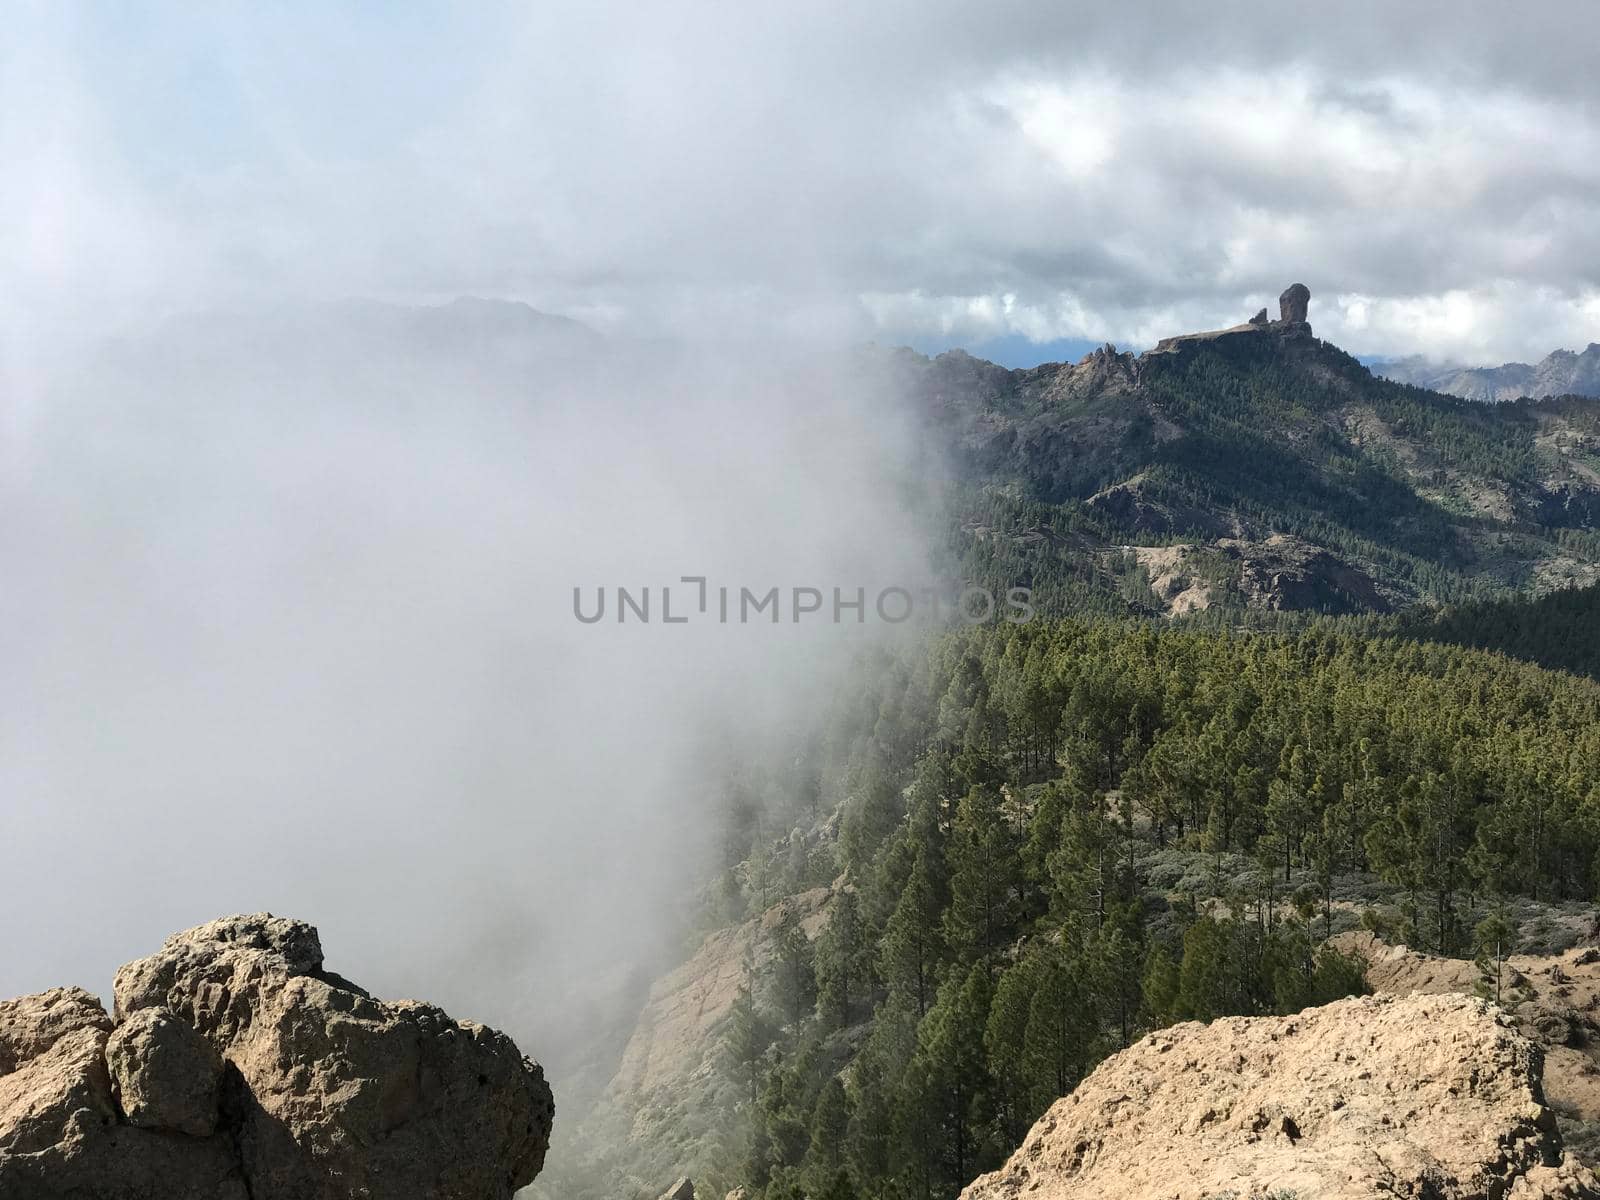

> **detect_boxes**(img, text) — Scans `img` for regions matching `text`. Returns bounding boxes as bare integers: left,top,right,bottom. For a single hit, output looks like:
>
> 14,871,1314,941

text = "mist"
0,301,942,1087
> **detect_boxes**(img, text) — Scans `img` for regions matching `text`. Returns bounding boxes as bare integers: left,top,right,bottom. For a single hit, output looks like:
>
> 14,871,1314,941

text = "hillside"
547,619,1600,1200
897,287,1600,618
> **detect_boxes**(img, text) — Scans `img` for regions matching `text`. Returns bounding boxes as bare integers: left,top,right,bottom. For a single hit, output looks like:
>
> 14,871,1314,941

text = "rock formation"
1279,281,1310,324
1330,932,1600,1151
0,914,554,1200
1150,283,1314,355
960,992,1599,1200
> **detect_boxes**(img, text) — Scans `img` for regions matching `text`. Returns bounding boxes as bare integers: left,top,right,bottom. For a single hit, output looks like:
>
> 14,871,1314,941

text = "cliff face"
0,914,554,1200
961,992,1599,1200
532,885,838,1199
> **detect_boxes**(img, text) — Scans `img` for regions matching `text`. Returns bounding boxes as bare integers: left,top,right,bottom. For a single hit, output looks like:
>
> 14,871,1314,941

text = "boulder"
658,1178,695,1200
0,988,242,1198
105,1007,222,1137
0,914,554,1200
961,992,1599,1200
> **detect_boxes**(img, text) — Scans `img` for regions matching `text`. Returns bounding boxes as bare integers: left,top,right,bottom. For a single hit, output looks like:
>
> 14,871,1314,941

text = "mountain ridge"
893,287,1600,618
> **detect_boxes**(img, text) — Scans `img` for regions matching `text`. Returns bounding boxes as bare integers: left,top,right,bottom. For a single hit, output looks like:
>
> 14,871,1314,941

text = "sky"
4,1,1599,373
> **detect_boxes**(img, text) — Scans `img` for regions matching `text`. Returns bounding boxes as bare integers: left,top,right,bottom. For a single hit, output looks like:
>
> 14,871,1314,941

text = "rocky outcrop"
1330,932,1600,1146
1149,283,1315,356
1219,533,1391,613
961,992,1599,1200
0,987,245,1198
0,914,554,1200
1279,281,1311,324
543,885,837,1197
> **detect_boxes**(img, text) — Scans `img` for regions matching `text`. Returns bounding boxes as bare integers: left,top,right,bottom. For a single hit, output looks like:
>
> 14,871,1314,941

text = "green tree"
817,889,870,1030
1090,920,1143,1047
804,1076,851,1195
1473,910,1517,1005
773,910,817,1027
1024,941,1094,1111
908,964,996,1193
881,851,946,1018
944,785,1021,962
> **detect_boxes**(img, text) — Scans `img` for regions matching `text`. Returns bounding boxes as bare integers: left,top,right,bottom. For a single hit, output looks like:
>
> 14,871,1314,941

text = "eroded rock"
961,992,1599,1200
1279,281,1310,323
105,1007,222,1137
0,988,242,1198
0,914,554,1200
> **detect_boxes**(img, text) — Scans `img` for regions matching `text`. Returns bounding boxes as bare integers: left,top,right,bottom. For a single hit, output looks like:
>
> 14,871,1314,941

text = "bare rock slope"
1330,932,1600,1148
961,992,1598,1200
0,914,554,1200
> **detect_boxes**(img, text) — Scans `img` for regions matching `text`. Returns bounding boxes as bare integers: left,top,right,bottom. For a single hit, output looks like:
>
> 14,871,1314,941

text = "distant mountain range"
1378,343,1600,402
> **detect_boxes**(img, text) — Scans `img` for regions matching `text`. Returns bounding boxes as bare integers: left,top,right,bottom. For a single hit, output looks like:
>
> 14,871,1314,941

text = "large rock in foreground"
961,992,1598,1200
0,915,553,1200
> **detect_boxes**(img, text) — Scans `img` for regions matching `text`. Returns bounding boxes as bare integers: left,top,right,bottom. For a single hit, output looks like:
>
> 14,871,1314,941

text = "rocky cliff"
0,914,554,1199
961,992,1598,1200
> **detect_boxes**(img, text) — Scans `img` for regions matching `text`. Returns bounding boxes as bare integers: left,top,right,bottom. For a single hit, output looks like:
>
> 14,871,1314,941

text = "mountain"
894,286,1600,618
1379,343,1600,402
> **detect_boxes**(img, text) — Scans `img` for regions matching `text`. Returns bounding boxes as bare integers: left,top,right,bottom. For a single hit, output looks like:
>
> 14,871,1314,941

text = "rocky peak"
1148,283,1317,356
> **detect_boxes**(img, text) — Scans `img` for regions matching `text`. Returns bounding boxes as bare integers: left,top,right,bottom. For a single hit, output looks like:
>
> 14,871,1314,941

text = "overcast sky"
4,1,1598,370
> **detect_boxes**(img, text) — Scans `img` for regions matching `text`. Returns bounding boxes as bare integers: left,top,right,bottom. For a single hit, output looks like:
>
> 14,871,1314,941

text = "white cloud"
4,2,1599,370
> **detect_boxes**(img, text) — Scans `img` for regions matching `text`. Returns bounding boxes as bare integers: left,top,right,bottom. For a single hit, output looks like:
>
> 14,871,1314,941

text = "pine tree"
1089,920,1142,1047
881,851,946,1018
723,957,772,1107
773,909,817,1027
983,955,1037,1147
847,997,917,1191
817,888,869,1029
1473,910,1517,1005
944,785,1020,963
1023,940,1093,1112
804,1076,851,1194
1140,943,1180,1029
910,964,996,1193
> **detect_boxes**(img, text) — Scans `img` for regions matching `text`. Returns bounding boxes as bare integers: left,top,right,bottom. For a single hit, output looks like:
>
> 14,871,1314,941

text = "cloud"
6,2,1599,365
0,306,941,1062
